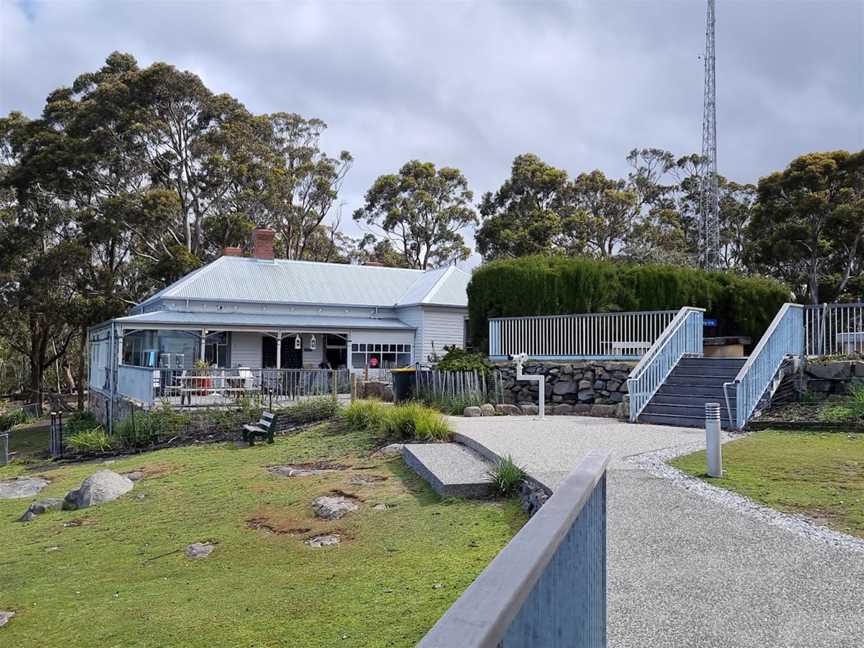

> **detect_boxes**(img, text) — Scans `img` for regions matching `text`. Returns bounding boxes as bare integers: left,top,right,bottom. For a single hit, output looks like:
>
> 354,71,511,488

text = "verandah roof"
112,310,414,332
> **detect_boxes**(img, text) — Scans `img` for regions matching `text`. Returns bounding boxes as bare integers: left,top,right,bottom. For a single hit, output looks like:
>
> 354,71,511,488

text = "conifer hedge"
467,256,789,351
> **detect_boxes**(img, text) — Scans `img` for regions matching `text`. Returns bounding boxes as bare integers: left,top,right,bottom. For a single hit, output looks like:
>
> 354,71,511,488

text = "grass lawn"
671,430,864,538
5,421,51,462
0,424,527,647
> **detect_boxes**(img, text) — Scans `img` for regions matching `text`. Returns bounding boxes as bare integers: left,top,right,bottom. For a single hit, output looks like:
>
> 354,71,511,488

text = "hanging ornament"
294,334,302,350
309,334,317,351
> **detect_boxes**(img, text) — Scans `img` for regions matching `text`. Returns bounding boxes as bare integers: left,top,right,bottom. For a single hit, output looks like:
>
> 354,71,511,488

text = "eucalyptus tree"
355,160,476,269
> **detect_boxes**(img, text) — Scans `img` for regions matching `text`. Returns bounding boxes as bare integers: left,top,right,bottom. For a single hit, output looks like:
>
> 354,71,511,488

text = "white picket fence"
415,369,504,405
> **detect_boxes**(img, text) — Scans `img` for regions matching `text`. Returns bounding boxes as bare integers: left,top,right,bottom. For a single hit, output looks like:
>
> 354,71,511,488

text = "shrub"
67,427,114,453
467,255,790,350
487,455,526,496
343,400,388,431
436,346,491,374
819,380,864,423
379,402,452,442
0,408,31,432
416,389,485,415
64,411,99,435
279,397,341,425
115,404,189,448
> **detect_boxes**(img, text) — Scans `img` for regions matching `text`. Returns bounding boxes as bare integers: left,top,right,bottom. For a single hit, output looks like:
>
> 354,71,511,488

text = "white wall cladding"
396,307,425,355
416,307,467,362
231,332,261,368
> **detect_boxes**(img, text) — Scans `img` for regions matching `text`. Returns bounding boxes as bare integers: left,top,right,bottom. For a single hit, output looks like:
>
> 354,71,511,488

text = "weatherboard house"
87,229,470,413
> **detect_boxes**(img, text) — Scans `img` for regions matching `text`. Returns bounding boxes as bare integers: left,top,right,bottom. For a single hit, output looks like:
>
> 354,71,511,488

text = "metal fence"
118,367,351,408
415,369,505,406
418,450,611,648
725,303,804,430
805,303,864,356
489,310,678,360
628,307,705,421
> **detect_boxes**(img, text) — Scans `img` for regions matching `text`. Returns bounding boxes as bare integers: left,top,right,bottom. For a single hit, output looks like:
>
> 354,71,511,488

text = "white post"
275,332,282,370
705,402,722,477
514,353,544,419
199,330,207,362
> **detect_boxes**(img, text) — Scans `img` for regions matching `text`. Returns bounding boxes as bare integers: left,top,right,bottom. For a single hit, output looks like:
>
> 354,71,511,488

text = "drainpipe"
108,320,115,435
512,353,544,419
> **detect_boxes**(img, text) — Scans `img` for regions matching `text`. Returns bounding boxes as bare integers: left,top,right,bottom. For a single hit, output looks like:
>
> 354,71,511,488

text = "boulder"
480,403,496,417
618,380,629,393
0,477,49,500
552,381,577,395
374,443,404,457
608,392,624,403
185,542,215,559
807,361,851,381
18,497,64,522
463,406,482,417
63,470,134,511
571,404,593,415
589,404,618,418
593,380,605,390
312,494,359,520
0,610,14,628
494,404,522,416
519,404,539,416
552,404,574,415
382,385,395,403
577,390,595,403
578,379,593,390
606,380,621,392
305,533,341,547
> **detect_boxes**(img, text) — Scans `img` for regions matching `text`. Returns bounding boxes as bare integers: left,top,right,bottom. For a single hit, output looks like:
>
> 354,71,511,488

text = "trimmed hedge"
468,256,789,350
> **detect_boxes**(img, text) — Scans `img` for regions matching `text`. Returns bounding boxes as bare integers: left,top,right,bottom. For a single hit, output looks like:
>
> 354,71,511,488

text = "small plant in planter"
193,359,213,395
487,455,526,497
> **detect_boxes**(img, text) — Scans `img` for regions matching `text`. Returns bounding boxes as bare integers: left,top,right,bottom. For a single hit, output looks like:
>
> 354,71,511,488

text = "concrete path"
451,416,864,648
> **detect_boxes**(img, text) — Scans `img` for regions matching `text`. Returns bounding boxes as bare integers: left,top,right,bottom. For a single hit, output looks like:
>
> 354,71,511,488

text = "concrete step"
642,402,733,420
402,443,494,498
678,358,746,369
639,412,737,430
665,374,738,386
650,392,735,406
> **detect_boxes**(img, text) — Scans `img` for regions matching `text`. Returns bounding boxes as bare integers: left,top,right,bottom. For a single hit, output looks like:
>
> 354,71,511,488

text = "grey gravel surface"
450,416,864,648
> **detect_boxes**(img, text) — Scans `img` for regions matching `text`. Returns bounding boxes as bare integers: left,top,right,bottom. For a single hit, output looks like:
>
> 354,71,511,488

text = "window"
205,332,231,368
351,342,412,369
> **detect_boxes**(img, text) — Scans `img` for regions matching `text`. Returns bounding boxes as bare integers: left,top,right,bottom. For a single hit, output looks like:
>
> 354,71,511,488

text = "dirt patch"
348,474,388,486
123,463,174,480
327,489,362,501
268,461,350,478
246,517,312,535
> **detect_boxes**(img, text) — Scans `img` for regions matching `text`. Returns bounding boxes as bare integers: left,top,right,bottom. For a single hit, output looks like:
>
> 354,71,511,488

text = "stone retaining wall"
495,360,635,406
803,359,864,399
88,390,146,427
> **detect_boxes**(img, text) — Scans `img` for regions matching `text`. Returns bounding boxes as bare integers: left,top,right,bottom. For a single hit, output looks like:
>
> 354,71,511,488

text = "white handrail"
724,303,804,429
627,307,704,421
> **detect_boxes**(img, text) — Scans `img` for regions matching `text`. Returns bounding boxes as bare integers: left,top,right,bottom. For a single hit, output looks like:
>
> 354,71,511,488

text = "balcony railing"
489,310,678,361
118,366,351,407
418,450,611,648
805,302,864,356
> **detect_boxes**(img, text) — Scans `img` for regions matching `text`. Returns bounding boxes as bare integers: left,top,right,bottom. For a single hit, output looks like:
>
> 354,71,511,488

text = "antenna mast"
700,0,720,268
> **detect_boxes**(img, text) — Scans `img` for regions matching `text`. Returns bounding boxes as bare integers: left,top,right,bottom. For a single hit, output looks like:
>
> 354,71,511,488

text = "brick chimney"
222,246,242,257
252,228,275,261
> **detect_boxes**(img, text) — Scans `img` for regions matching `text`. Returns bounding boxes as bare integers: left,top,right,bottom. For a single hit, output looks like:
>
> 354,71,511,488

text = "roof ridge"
421,266,456,305
223,256,424,272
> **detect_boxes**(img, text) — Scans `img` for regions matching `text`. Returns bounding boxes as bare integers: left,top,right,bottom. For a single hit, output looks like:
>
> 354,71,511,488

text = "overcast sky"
1,0,862,257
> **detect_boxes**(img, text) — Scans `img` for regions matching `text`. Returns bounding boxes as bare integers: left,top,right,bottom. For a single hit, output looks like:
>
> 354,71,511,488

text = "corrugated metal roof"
116,310,413,331
139,257,469,309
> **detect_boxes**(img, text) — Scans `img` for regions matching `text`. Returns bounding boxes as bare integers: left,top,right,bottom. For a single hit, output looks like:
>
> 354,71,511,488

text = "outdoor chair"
242,411,277,445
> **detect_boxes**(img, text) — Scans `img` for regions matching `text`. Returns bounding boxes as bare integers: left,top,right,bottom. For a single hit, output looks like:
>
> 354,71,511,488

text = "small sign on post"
705,403,722,478
0,432,8,466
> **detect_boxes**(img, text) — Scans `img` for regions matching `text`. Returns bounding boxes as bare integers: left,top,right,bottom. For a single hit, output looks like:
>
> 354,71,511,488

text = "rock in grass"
373,443,403,457
0,477,49,500
312,495,358,520
0,610,14,627
494,404,521,416
305,533,341,548
18,497,64,522
63,470,134,511
480,404,496,416
463,406,482,417
185,543,215,559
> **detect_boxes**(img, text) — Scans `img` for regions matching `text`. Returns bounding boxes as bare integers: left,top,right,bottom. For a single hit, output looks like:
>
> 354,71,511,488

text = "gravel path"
451,415,864,648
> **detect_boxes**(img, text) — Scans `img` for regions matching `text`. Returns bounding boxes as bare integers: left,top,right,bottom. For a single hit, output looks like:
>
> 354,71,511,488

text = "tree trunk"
28,354,42,416
77,325,86,411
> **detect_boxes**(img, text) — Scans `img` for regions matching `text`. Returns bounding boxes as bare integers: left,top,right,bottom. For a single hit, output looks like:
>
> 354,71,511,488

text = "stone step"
402,443,495,498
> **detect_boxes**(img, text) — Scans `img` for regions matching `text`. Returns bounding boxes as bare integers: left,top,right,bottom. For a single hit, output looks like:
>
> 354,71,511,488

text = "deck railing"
805,302,864,356
418,450,611,648
627,307,704,421
121,367,350,407
489,310,678,361
725,303,804,430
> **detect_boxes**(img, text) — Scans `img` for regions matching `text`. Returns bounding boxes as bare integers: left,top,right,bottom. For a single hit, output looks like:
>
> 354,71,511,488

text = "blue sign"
704,318,718,327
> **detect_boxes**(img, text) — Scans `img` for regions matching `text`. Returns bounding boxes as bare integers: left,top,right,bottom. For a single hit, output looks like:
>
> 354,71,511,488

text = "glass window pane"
352,353,366,368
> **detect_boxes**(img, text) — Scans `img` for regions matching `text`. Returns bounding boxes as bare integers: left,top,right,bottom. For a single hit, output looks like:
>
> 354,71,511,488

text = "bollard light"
705,402,722,478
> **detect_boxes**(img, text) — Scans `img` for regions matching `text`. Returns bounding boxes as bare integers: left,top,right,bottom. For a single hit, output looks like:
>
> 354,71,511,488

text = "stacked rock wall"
495,361,635,406
803,360,864,399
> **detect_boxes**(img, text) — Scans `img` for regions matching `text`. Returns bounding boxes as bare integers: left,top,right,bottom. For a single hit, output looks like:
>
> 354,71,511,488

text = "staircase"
638,357,745,429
